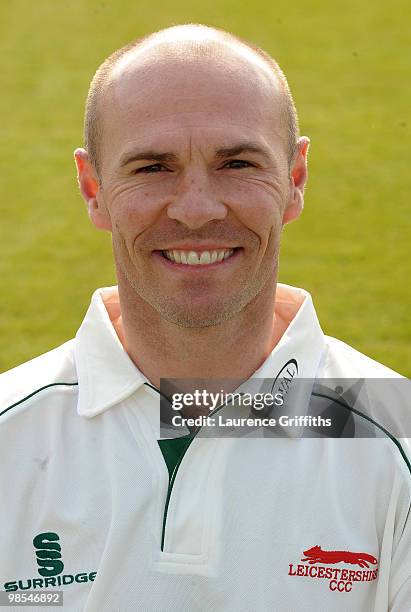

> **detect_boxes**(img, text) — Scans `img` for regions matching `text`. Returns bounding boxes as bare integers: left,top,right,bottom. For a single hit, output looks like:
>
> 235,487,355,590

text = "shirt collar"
75,287,147,417
251,283,324,382
75,284,325,423
241,283,325,438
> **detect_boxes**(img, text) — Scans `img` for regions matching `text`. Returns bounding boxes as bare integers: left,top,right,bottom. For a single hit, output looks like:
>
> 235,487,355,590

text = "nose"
166,172,227,229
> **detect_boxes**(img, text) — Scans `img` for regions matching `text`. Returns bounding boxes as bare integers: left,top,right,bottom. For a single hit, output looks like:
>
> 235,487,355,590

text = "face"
77,46,308,327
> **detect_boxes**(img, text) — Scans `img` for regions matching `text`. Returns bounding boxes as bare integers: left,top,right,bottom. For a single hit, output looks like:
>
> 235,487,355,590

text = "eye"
223,159,253,169
134,163,169,174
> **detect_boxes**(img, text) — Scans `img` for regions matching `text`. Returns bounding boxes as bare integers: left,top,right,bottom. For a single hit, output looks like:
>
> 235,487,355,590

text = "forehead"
99,43,285,170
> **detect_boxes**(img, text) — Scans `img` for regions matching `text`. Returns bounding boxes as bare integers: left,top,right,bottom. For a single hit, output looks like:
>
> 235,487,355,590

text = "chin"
157,306,238,328
148,294,249,328
157,287,269,327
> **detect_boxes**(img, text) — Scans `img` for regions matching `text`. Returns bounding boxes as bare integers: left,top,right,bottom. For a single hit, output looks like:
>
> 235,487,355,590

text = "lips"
162,248,235,265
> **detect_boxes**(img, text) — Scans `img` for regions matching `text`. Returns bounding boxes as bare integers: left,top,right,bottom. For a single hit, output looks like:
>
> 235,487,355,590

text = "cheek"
109,185,166,239
221,183,281,245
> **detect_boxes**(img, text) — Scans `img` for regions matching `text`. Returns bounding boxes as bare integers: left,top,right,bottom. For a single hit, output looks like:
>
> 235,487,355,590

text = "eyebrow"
214,142,273,162
119,141,273,167
119,150,179,167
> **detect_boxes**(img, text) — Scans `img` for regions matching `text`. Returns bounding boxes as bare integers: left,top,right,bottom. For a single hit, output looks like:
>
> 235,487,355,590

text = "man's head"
84,25,300,179
75,24,309,328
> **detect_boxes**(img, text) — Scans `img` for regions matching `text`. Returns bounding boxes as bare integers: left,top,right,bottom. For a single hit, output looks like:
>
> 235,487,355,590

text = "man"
0,24,409,611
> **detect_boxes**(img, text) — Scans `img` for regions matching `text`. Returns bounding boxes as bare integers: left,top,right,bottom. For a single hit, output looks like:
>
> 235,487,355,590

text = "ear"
74,148,112,231
282,137,310,226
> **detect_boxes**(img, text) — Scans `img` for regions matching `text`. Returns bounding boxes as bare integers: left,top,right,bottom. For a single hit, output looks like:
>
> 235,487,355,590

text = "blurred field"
0,0,409,375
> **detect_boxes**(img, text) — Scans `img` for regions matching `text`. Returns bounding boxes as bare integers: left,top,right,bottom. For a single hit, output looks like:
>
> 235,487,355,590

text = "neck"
109,277,287,392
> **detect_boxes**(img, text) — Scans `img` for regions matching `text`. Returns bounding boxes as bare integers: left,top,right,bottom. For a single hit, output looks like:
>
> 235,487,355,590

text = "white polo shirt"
0,284,410,611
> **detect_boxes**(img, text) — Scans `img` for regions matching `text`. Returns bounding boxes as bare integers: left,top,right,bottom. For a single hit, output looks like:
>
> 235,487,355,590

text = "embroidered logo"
302,545,378,569
270,359,298,405
33,532,64,577
2,530,97,592
288,545,379,593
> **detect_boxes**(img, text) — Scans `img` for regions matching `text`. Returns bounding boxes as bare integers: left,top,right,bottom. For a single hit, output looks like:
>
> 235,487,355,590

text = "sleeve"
389,439,411,611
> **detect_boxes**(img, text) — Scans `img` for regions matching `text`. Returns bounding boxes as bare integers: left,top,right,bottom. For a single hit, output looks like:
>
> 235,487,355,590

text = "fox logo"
33,532,64,577
302,545,378,569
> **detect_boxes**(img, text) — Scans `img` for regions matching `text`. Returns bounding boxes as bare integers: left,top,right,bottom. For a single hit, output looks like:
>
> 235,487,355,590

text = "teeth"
187,251,200,265
163,249,234,266
199,251,211,265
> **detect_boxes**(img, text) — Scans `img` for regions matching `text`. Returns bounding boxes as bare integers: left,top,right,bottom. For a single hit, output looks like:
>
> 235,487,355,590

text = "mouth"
159,248,239,267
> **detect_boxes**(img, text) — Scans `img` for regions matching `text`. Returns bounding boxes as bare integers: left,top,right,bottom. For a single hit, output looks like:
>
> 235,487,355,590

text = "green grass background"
0,0,409,375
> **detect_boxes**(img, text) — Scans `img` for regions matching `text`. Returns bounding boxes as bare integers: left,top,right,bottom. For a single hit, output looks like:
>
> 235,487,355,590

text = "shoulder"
0,340,78,422
320,335,403,378
317,335,410,474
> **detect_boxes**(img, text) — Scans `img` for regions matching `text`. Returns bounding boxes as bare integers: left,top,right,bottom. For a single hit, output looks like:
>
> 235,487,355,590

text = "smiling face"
76,42,308,327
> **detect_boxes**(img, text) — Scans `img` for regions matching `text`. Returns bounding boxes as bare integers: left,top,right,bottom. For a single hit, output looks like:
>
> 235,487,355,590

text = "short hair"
84,24,300,177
